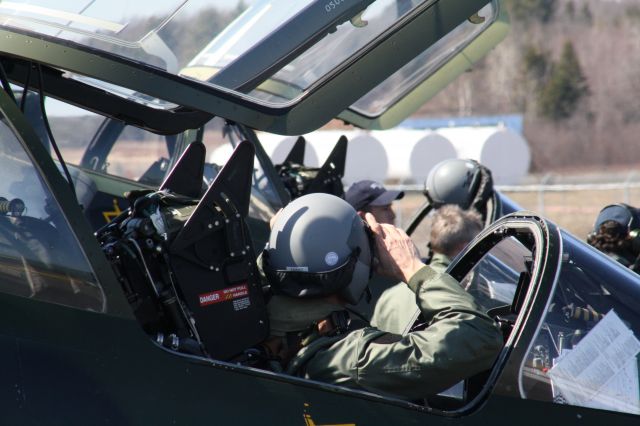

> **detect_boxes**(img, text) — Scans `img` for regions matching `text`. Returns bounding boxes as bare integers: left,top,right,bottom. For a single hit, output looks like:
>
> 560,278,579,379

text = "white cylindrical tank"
302,130,354,168
256,133,320,166
373,129,456,184
437,126,531,185
209,143,234,166
344,132,388,186
305,130,388,186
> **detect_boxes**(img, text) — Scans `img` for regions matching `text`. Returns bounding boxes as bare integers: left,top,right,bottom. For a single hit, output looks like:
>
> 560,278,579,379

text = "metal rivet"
208,224,212,229
209,265,214,270
214,221,219,226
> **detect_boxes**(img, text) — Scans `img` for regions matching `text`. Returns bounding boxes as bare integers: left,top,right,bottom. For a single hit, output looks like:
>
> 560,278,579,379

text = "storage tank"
344,132,388,186
305,131,388,186
372,129,456,184
302,130,352,168
256,133,319,166
209,143,234,166
437,126,531,185
210,134,321,169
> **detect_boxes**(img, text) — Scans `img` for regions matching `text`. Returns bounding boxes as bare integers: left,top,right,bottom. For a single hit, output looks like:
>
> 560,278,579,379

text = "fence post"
538,173,553,216
624,171,637,204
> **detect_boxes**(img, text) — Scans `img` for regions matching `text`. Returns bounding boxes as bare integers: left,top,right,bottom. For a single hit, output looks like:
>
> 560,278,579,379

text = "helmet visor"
262,248,361,299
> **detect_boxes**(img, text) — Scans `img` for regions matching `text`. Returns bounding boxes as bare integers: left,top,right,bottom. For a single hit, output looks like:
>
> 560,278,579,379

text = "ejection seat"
97,141,269,361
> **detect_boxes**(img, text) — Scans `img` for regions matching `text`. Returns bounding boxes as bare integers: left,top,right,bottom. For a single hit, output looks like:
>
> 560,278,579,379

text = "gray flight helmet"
263,193,372,304
424,158,493,213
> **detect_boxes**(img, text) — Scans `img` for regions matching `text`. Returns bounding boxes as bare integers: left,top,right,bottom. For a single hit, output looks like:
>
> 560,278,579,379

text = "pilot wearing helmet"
259,193,502,400
587,203,640,273
424,158,494,222
369,159,493,335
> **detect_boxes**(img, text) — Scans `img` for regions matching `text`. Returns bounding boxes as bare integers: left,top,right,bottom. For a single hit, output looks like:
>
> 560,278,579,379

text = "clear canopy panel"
349,1,497,117
0,113,104,312
42,98,277,244
0,0,446,108
520,231,640,415
460,234,533,313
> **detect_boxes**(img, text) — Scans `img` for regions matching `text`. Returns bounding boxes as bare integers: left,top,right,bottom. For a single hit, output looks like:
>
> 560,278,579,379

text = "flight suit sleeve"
369,283,418,334
301,265,504,400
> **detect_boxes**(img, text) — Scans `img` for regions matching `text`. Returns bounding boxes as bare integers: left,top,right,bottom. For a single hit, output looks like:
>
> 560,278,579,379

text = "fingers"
364,212,383,237
366,215,402,249
386,224,412,243
378,222,403,242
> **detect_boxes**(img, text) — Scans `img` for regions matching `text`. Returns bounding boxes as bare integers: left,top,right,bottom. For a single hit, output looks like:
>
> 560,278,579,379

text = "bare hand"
363,212,425,283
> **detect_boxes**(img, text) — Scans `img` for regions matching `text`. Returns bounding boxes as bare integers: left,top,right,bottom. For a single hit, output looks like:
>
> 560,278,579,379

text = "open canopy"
0,0,505,134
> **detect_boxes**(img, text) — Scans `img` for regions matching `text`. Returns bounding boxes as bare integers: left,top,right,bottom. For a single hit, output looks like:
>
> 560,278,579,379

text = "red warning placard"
198,283,249,307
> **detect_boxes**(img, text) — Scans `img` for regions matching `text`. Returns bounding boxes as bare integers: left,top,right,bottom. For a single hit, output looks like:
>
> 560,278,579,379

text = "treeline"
416,0,640,172
51,0,640,171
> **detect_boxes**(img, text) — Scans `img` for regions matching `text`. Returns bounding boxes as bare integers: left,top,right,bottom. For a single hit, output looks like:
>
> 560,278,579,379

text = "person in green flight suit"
370,205,483,335
259,193,501,400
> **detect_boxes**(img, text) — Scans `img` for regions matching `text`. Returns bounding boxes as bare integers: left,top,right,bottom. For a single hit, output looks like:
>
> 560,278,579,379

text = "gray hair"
430,205,483,258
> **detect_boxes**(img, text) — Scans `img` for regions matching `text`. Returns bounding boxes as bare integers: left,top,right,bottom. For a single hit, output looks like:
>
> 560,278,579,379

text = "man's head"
593,204,640,235
587,203,640,259
262,193,373,305
345,180,404,225
424,159,493,218
429,205,483,259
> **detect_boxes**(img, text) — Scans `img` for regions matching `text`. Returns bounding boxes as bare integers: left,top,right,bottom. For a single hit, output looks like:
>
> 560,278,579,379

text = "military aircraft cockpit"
0,0,639,424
